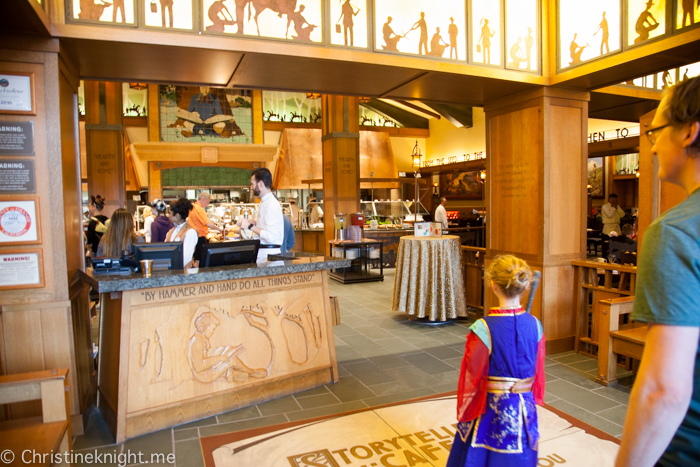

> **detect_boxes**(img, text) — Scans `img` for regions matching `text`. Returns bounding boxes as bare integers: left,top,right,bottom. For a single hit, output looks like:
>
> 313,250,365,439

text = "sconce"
635,171,640,178
411,140,423,171
433,182,439,196
479,169,486,183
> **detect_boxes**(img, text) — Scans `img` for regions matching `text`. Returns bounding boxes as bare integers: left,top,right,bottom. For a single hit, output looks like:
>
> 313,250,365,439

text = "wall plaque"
0,198,41,245
0,159,35,193
0,121,34,155
0,72,36,115
0,249,44,289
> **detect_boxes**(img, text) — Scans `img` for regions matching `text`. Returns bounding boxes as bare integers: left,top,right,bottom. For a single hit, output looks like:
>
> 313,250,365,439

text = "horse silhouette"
234,0,297,38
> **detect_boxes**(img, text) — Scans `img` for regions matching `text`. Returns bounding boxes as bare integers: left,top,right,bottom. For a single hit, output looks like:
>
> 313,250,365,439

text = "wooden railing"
572,260,638,357
462,246,486,318
596,297,646,386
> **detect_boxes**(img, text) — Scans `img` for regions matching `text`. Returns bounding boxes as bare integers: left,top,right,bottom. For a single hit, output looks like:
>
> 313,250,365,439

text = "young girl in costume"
447,255,546,467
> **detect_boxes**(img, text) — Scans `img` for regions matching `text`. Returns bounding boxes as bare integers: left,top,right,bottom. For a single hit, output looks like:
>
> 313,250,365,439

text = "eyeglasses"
645,123,671,145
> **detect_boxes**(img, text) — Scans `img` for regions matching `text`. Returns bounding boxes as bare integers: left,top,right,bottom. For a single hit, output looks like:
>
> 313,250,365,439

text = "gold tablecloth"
392,235,467,321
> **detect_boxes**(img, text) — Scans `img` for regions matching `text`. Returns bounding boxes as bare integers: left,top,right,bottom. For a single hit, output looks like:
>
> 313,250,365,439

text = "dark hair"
170,197,193,220
252,167,273,189
609,193,618,199
90,195,105,210
664,75,700,150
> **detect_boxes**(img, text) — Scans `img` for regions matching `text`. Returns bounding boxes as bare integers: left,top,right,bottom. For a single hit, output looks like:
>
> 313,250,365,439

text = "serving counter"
79,255,350,442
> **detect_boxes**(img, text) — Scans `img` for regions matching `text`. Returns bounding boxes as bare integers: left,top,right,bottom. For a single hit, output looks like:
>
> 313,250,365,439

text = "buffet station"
79,254,349,443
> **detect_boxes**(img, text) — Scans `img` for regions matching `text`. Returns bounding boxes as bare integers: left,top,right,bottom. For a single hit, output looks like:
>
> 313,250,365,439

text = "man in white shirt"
237,168,284,262
309,198,324,225
435,197,449,229
289,198,302,227
601,193,625,235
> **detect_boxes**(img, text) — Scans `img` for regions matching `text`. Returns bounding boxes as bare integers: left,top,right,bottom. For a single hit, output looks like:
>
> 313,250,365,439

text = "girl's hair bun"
152,199,167,213
485,255,532,298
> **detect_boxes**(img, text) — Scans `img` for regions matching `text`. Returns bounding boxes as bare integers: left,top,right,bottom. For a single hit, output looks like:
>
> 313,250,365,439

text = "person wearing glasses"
615,76,700,467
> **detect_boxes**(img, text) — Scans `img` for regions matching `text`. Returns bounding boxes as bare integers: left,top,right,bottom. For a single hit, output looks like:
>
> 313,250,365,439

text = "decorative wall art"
374,0,466,60
202,0,323,42
587,157,605,199
123,83,148,116
627,0,666,46
262,91,322,123
71,0,136,24
559,0,621,69
143,0,194,29
441,171,483,199
159,85,252,143
505,0,538,71
330,0,367,48
676,0,700,30
472,0,501,65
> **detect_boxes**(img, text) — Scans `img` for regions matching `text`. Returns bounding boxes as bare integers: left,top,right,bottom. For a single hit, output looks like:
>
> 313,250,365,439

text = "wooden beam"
588,136,640,157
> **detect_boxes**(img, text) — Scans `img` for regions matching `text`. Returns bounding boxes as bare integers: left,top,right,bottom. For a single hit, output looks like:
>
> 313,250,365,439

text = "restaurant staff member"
87,194,108,255
166,198,198,268
602,193,625,235
237,168,284,261
289,198,302,227
189,192,224,262
435,196,448,229
309,197,324,225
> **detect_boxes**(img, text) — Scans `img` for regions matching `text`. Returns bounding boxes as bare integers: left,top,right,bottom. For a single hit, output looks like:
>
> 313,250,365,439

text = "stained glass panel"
505,0,538,71
472,0,501,66
202,0,322,42
627,0,665,46
330,0,368,48
374,0,465,60
559,0,621,69
144,0,193,29
72,0,136,24
262,91,322,123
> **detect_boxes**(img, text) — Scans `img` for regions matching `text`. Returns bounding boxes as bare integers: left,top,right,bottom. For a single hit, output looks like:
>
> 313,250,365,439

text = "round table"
392,235,467,321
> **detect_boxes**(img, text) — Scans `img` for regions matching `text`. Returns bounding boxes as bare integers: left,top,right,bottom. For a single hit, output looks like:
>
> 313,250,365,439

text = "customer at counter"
602,193,625,235
165,198,198,268
141,206,155,242
435,196,448,229
96,208,143,257
149,199,172,243
189,193,225,262
237,168,284,261
87,194,109,255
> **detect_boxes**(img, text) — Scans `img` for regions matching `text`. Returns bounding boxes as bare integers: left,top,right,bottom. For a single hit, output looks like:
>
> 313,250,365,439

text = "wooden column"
252,90,264,145
321,95,361,252
84,81,125,216
485,87,589,354
637,108,687,250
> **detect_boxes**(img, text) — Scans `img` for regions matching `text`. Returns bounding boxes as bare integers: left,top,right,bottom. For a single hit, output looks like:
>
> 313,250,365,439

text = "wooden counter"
79,255,349,442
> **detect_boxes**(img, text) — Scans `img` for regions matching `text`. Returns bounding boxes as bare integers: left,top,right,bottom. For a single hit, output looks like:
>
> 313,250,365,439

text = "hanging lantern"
411,140,423,170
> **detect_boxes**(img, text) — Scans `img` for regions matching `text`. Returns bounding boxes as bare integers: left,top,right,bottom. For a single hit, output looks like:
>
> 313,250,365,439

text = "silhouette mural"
143,0,194,29
473,0,500,65
374,0,464,60
628,0,665,46
331,0,367,47
201,0,322,42
505,0,537,70
677,0,700,29
559,0,620,69
73,0,135,23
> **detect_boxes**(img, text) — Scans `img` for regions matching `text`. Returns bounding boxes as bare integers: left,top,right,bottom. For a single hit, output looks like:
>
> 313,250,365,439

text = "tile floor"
74,269,634,467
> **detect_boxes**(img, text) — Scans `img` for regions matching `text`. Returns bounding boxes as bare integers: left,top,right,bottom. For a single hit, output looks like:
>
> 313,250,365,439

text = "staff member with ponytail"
165,198,198,269
87,195,108,255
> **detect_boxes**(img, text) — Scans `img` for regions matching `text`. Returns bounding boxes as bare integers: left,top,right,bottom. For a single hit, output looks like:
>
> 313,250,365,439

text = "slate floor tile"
546,380,621,413
295,393,342,409
173,439,205,467
257,395,302,416
401,351,456,375
326,375,376,402
344,360,398,386
548,400,623,437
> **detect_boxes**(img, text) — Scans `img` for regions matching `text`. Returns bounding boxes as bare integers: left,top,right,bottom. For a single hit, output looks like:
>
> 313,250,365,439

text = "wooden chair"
596,297,647,386
0,369,72,466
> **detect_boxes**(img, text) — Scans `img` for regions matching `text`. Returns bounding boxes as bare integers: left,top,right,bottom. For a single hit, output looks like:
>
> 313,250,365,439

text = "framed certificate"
0,197,41,245
0,72,36,115
0,248,44,289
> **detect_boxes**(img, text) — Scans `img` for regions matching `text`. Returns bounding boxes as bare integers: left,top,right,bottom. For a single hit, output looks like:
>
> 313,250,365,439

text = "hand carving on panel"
187,308,268,384
232,300,323,368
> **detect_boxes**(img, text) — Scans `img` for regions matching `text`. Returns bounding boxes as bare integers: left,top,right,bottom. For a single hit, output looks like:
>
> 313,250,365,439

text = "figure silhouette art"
159,0,174,27
410,12,428,55
289,4,316,41
595,11,609,55
207,0,235,32
634,0,659,44
429,27,448,57
337,0,360,46
569,33,587,65
112,0,125,22
478,18,496,64
525,27,534,70
448,17,458,59
232,0,297,38
78,0,111,20
382,16,404,51
509,37,525,68
681,0,695,27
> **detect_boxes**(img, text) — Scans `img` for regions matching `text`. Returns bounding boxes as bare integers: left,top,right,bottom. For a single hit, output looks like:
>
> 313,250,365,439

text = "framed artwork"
0,197,41,245
587,157,605,199
0,72,36,115
440,171,483,199
0,248,45,289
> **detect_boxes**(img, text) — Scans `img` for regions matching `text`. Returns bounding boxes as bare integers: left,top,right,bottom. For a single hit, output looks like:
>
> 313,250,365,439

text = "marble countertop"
79,255,351,293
